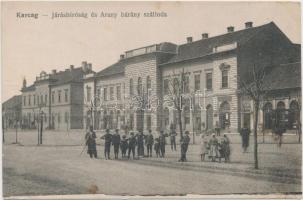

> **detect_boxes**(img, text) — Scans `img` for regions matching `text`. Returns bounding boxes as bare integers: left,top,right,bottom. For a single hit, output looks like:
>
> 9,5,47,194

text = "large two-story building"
21,62,93,130
84,21,301,134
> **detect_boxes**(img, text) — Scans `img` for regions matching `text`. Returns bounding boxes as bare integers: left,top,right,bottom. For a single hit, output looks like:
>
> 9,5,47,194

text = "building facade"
21,62,93,130
2,95,22,129
84,21,301,134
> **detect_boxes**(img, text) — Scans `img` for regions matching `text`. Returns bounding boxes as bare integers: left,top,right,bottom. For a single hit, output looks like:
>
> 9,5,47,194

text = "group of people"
84,126,186,160
199,133,231,163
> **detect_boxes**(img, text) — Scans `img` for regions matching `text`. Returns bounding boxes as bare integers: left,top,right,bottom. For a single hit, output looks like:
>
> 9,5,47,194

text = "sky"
1,1,301,102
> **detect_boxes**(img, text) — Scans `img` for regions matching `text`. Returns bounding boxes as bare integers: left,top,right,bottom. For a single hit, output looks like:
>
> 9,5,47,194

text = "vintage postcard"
1,1,301,199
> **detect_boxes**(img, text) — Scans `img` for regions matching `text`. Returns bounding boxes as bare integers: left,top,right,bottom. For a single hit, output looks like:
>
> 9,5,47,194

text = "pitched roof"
50,67,85,86
95,61,124,77
21,84,35,92
264,62,301,90
162,22,276,65
2,95,22,109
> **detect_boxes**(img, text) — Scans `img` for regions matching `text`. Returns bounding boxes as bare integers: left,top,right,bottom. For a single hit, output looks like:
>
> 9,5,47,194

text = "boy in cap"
100,129,112,160
128,132,137,159
112,129,121,159
120,135,128,158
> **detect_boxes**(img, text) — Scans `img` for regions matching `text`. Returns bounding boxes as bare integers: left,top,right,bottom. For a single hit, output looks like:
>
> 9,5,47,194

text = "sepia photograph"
1,1,302,199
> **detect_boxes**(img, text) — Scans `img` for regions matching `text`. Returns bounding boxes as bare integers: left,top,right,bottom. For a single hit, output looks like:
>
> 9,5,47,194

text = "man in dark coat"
240,126,250,153
85,126,97,158
112,129,121,159
120,135,128,158
179,131,190,162
136,131,145,158
159,131,168,158
145,130,154,157
101,129,112,159
169,128,177,151
128,132,137,159
273,123,286,147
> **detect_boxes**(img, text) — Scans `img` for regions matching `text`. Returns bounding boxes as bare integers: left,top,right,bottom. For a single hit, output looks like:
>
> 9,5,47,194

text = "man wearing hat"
112,129,121,159
128,132,137,159
85,126,97,158
120,134,128,158
145,129,154,157
179,131,190,162
136,131,145,158
101,129,112,160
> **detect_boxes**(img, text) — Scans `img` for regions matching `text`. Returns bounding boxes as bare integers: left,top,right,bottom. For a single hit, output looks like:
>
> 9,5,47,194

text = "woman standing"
200,134,208,161
208,133,218,162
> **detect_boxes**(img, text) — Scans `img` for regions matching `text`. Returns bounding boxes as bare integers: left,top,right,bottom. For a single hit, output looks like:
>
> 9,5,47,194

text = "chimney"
202,33,208,39
245,22,253,29
52,69,57,74
186,37,193,43
120,54,125,59
87,63,92,71
227,26,234,33
70,65,74,70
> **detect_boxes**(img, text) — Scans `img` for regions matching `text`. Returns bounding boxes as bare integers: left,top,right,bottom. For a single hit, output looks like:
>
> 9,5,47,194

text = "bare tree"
239,64,269,169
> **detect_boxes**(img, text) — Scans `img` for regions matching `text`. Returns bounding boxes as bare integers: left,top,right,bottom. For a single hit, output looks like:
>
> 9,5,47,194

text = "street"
3,130,302,197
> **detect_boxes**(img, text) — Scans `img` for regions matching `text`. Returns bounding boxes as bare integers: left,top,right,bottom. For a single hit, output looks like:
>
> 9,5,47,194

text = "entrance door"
243,113,250,129
206,105,213,130
136,110,144,132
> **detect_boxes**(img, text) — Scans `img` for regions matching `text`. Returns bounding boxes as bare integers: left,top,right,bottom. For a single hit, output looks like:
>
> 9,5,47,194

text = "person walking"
128,132,137,159
112,129,121,159
85,126,97,158
136,131,145,158
145,130,154,157
273,123,286,148
179,131,190,162
199,134,208,161
222,133,231,162
120,135,128,158
169,127,177,151
208,133,218,162
101,129,112,160
240,126,250,153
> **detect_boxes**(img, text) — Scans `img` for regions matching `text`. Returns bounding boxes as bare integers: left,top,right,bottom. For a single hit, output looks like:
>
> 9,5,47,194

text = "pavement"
2,129,302,196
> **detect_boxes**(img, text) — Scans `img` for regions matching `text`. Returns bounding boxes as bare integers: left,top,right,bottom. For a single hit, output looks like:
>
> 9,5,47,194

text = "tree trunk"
253,102,259,169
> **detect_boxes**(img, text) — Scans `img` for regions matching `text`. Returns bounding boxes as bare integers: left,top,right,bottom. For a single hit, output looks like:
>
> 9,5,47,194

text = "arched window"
276,101,286,125
137,77,142,96
289,100,300,129
164,107,169,127
129,79,133,96
219,101,230,129
263,102,273,129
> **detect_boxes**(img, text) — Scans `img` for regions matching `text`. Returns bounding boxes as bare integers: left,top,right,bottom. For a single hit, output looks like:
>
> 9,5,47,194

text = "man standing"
101,129,112,159
159,131,168,158
169,127,177,151
145,130,154,157
112,129,121,159
136,131,145,158
85,126,97,158
215,121,221,136
128,132,137,159
179,131,190,162
240,126,250,153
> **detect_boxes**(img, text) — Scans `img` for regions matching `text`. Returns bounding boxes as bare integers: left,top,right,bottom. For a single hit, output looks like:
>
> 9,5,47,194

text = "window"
58,90,61,103
33,95,36,105
184,106,190,124
97,88,101,98
52,91,55,103
163,79,169,95
23,96,26,106
183,75,190,93
206,73,212,90
146,76,151,90
65,112,69,123
222,70,228,88
37,95,40,105
87,87,91,102
110,87,114,100
28,95,31,106
117,86,121,100
137,77,142,96
45,94,47,104
40,95,43,104
64,89,68,102
58,112,61,123
194,74,200,91
103,88,107,101
129,79,133,96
